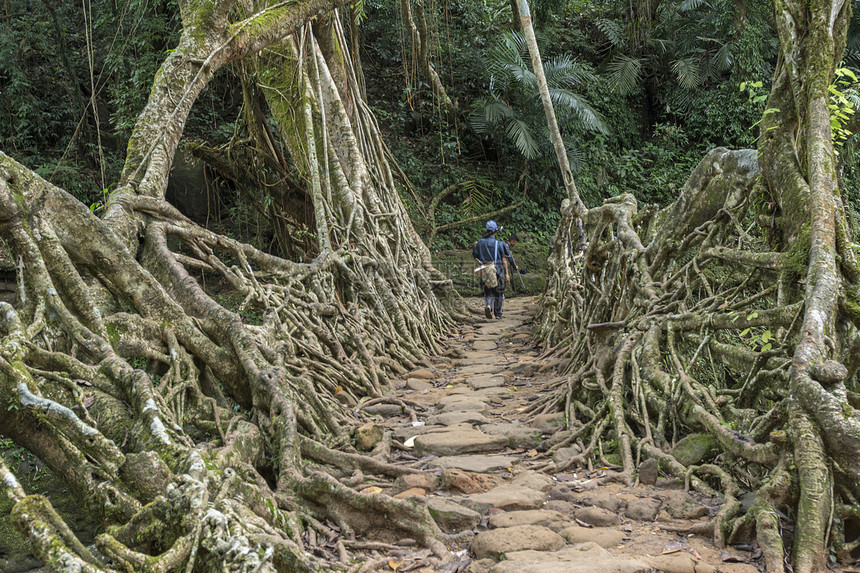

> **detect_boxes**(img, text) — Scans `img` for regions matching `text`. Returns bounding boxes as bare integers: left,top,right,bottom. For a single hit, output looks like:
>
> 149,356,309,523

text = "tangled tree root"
0,0,463,570
535,142,860,571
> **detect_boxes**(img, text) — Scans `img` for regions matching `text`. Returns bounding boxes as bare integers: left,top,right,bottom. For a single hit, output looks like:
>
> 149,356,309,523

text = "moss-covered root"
9,493,110,573
290,469,450,560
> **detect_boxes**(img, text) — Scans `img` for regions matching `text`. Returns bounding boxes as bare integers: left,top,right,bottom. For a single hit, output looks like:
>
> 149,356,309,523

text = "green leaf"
739,328,750,337
747,312,759,320
762,330,772,343
761,343,772,352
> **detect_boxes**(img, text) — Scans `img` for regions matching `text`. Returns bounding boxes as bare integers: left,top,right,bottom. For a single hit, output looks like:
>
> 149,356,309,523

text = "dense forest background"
3,0,860,570
5,0,859,254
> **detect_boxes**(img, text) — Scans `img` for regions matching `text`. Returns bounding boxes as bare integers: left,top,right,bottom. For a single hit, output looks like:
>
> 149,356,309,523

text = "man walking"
473,220,518,319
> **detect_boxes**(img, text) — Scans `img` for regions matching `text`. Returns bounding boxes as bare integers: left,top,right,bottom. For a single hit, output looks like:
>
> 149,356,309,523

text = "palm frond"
487,32,534,90
563,139,586,173
596,17,626,48
607,54,642,94
459,179,494,216
678,0,708,11
505,118,540,159
711,41,733,72
543,55,597,87
672,56,704,89
469,96,515,134
549,89,608,133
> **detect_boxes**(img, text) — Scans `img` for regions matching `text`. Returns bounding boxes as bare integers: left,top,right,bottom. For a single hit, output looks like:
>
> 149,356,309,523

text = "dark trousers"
482,273,506,318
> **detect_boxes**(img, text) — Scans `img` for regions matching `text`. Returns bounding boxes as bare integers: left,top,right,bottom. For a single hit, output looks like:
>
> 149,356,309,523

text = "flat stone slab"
414,429,508,456
427,411,490,426
456,354,505,366
510,471,555,493
558,525,626,547
490,543,650,573
468,374,507,389
405,378,432,391
532,412,565,433
457,364,500,376
574,506,622,527
460,484,546,513
427,497,482,533
473,340,498,351
437,394,489,406
441,399,490,413
488,509,567,529
471,525,565,559
426,455,518,473
393,424,445,441
480,423,542,448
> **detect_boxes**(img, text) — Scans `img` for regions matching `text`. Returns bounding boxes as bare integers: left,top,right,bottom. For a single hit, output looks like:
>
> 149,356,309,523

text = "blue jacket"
473,236,516,276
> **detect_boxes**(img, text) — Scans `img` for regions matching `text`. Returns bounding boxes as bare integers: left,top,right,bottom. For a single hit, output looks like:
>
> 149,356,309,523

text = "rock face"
414,429,508,456
471,525,566,559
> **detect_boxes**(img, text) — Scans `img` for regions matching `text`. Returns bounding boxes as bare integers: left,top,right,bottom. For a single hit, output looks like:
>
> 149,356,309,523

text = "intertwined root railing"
534,1,860,566
0,1,461,571
536,144,860,571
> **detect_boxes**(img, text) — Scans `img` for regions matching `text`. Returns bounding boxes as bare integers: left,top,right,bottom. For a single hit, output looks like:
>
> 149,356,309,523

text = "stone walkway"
355,297,761,573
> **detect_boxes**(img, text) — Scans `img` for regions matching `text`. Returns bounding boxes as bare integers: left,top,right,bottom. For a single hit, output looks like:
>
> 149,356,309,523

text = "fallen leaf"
388,559,403,571
82,396,95,408
362,486,383,495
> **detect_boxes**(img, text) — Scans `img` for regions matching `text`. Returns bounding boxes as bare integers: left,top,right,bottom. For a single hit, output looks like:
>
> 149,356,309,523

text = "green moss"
782,223,811,280
0,496,30,562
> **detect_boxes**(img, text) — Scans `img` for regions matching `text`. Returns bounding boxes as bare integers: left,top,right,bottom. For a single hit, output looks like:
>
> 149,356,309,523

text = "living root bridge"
535,142,860,572
0,0,460,569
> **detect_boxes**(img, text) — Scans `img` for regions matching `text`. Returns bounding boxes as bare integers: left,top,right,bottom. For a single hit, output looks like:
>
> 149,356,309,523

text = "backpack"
474,241,499,288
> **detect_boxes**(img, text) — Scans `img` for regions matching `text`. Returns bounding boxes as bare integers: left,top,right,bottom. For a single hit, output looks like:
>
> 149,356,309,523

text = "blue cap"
486,220,498,231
